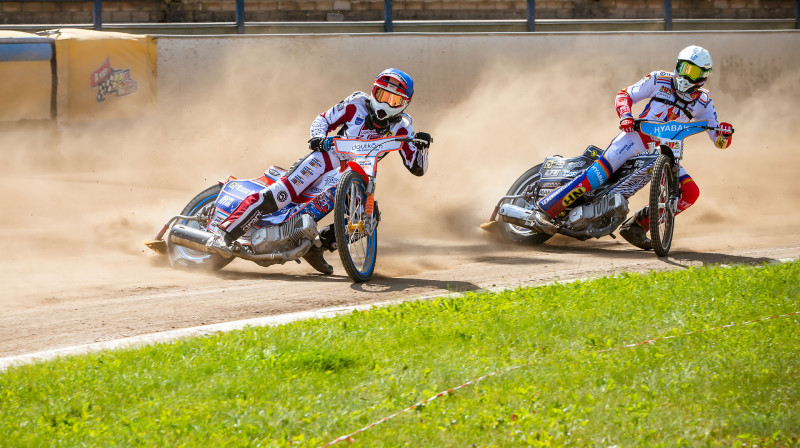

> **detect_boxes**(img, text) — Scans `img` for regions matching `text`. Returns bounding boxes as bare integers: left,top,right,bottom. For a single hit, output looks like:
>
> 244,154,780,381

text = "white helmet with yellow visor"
674,45,712,100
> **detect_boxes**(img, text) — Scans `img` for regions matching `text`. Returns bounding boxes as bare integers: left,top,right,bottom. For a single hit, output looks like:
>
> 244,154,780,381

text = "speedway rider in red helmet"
207,68,432,273
528,45,735,250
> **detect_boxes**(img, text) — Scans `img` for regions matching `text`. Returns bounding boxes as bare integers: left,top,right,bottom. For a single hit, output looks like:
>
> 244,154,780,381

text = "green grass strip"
1,260,799,447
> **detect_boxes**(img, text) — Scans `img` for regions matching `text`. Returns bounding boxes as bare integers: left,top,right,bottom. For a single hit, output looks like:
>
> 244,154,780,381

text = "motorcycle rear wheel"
648,155,676,257
166,184,234,271
498,164,553,245
334,170,377,283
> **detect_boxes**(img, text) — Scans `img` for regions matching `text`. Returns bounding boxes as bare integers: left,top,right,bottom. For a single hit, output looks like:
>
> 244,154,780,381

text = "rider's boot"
206,229,234,258
303,244,333,275
318,224,338,251
528,206,558,235
619,215,653,251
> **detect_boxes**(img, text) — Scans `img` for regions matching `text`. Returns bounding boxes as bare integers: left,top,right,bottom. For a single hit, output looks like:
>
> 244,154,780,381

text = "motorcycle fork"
669,164,681,214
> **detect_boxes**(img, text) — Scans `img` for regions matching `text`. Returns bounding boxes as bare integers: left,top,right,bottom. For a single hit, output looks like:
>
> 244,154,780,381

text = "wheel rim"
175,195,216,262
507,173,540,237
655,167,674,247
343,180,375,274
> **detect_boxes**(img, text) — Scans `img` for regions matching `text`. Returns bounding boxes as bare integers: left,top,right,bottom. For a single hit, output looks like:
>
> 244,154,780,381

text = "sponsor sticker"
561,187,586,207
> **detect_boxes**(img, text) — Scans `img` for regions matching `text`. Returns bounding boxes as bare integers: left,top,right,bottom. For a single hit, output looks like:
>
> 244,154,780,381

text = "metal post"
235,0,245,34
384,0,393,32
526,0,535,32
93,0,102,31
795,0,800,29
50,40,57,119
663,0,673,31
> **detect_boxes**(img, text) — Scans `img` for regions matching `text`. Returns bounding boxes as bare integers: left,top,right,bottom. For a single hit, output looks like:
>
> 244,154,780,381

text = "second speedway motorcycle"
146,136,426,282
481,120,731,257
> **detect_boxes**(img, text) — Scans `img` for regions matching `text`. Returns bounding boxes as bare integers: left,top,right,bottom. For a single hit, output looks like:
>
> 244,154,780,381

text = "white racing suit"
217,91,428,242
538,70,731,227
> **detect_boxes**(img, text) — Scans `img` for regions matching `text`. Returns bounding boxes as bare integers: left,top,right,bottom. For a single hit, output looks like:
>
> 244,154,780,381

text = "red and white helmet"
369,68,414,121
673,45,712,100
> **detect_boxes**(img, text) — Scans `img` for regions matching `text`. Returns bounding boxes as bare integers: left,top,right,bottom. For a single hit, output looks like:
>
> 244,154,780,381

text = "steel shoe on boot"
206,231,234,258
619,216,653,251
303,244,334,275
528,208,558,235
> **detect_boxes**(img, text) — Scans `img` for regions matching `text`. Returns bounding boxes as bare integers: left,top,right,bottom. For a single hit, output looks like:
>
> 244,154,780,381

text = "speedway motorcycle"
481,119,731,257
145,135,427,282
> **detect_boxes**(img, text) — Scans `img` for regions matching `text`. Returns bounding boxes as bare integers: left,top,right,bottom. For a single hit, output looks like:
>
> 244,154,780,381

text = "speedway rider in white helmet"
207,68,432,273
528,45,735,250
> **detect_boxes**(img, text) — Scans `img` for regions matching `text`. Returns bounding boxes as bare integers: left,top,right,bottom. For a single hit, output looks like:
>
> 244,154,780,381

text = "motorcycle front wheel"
166,184,234,271
648,155,676,257
498,164,553,245
334,170,377,283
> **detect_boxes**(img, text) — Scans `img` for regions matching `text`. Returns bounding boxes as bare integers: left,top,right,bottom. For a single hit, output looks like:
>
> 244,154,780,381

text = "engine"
251,214,319,254
566,193,629,231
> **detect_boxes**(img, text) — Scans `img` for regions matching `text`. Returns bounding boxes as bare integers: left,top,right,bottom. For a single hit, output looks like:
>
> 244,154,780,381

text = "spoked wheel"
166,184,233,271
334,170,377,283
498,164,553,245
648,155,676,257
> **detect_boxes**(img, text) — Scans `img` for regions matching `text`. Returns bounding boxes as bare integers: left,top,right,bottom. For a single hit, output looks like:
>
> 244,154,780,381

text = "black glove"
415,132,432,150
308,137,324,152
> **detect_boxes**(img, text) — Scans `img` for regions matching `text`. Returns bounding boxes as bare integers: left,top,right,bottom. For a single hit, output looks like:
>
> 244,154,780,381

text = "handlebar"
633,119,734,135
324,135,431,153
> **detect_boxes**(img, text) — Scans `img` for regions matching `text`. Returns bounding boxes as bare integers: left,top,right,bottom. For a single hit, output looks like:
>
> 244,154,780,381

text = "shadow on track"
349,276,480,294
660,251,786,267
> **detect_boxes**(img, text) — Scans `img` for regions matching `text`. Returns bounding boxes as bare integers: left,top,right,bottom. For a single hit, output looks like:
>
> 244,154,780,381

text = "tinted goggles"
677,61,710,84
373,87,408,108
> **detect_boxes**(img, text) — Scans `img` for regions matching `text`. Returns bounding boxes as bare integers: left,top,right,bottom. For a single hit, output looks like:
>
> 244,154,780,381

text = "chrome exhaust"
169,224,215,254
168,224,313,262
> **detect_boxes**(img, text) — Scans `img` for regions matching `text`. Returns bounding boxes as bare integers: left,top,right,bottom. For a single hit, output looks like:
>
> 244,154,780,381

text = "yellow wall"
0,60,52,121
52,29,157,122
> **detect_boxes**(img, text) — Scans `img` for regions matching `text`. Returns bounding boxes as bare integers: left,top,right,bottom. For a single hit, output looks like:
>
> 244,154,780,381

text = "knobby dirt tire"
648,155,676,257
498,164,553,245
166,184,233,271
334,170,377,283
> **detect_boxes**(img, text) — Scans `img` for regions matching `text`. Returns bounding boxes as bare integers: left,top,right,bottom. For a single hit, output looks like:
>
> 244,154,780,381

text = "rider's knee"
677,175,700,212
680,176,700,203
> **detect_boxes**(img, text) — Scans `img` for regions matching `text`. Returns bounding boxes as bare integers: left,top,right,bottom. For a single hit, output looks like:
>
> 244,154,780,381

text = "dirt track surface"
2,203,799,359
2,34,800,359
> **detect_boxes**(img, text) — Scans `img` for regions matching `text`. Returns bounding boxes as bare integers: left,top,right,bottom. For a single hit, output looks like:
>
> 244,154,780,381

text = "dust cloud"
1,35,798,306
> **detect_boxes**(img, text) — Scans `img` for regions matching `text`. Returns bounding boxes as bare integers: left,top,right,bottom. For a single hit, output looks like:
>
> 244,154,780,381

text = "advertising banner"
49,29,157,122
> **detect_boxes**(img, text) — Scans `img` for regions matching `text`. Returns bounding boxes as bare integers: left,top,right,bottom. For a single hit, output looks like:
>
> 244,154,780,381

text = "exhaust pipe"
168,224,314,262
169,224,216,254
496,203,536,229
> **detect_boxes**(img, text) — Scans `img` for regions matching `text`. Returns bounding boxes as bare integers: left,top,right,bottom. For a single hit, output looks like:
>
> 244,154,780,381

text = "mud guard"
344,161,370,183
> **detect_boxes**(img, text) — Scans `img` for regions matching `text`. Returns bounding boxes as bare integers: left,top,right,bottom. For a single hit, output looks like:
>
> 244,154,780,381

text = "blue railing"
3,0,800,33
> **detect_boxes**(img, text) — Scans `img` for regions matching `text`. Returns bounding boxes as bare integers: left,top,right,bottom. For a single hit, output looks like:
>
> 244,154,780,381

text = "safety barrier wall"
155,30,800,107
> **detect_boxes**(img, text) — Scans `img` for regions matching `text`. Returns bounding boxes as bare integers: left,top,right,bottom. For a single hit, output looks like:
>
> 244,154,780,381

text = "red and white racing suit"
217,91,428,240
538,70,732,227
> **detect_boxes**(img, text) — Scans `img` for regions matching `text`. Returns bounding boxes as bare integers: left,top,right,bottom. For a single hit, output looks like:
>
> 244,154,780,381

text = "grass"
1,260,799,447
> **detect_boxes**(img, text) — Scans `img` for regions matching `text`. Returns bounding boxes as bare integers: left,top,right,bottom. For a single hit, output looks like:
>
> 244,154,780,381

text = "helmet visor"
677,61,709,84
373,87,407,108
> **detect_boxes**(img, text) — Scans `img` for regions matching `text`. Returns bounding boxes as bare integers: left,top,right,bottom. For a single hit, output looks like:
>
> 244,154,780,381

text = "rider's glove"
619,117,635,133
714,122,734,149
323,136,336,152
308,137,325,152
415,132,433,150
